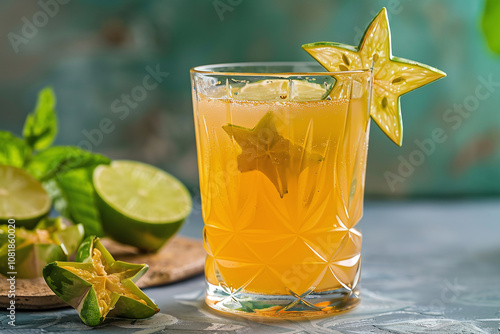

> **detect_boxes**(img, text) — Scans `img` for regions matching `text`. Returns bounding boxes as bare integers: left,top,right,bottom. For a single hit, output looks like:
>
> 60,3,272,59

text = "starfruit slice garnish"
0,217,84,278
43,236,159,326
302,7,446,146
223,112,324,197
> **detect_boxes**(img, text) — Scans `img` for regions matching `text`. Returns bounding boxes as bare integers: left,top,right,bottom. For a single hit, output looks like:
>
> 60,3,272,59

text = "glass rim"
190,61,372,76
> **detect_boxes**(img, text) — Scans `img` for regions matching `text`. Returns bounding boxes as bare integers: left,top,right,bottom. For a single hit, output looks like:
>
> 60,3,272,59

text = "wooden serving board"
0,236,205,310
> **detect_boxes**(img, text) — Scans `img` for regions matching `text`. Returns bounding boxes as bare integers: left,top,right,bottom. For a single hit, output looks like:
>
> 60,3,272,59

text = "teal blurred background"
0,0,498,197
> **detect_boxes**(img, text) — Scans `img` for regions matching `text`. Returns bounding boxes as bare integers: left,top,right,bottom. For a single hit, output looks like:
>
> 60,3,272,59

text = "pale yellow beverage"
191,63,372,317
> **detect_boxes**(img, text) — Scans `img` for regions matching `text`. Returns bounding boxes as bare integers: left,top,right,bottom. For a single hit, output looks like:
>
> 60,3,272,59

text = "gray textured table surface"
1,199,500,333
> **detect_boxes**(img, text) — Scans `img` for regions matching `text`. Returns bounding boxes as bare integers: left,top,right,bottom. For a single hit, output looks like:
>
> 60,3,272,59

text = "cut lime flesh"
93,161,192,252
0,165,51,227
94,161,191,224
232,79,331,102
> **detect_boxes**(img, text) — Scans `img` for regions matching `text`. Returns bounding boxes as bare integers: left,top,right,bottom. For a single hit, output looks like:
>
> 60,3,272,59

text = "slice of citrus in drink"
93,160,192,252
302,7,446,145
232,79,331,101
0,165,51,228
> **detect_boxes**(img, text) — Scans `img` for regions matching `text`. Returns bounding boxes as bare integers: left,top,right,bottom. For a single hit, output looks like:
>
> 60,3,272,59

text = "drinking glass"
191,62,373,318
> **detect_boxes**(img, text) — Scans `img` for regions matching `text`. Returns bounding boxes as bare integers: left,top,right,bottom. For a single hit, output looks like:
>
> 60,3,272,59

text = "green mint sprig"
0,131,31,168
0,87,109,237
23,87,58,151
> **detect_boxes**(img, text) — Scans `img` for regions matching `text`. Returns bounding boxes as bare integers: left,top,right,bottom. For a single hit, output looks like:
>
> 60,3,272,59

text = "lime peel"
93,160,192,252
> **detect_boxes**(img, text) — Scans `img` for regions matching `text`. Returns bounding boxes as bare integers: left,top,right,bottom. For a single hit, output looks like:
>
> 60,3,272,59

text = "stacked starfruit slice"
0,217,84,278
43,236,159,326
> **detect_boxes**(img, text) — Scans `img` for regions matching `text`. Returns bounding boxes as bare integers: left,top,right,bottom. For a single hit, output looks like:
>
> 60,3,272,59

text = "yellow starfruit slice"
223,112,323,197
302,7,446,145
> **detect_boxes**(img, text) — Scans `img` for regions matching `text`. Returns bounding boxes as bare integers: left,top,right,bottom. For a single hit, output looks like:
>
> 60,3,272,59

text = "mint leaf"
0,131,31,167
27,146,110,181
23,87,58,151
44,168,105,237
482,0,500,54
27,146,111,238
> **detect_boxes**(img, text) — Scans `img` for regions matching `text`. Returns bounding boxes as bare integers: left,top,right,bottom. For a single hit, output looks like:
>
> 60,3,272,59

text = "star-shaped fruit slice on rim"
43,236,159,326
302,7,446,146
223,112,324,197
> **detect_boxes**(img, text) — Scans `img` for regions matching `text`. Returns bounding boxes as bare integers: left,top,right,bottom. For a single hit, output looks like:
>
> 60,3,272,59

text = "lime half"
0,165,51,228
232,79,331,101
93,160,192,252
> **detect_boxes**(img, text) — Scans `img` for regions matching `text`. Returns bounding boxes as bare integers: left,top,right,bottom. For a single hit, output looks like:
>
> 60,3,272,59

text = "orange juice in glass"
190,7,446,318
191,63,373,317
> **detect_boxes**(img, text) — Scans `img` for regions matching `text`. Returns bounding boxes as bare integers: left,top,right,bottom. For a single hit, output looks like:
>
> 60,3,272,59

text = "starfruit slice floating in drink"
223,112,324,197
0,217,84,278
43,236,159,326
302,7,446,146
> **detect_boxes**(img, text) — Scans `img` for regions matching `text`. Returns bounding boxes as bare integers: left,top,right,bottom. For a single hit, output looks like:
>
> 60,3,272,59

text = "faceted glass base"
206,282,360,318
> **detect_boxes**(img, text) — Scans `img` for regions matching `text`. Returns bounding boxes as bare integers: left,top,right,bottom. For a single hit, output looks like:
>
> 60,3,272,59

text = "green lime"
232,79,331,101
93,160,192,252
0,165,51,228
